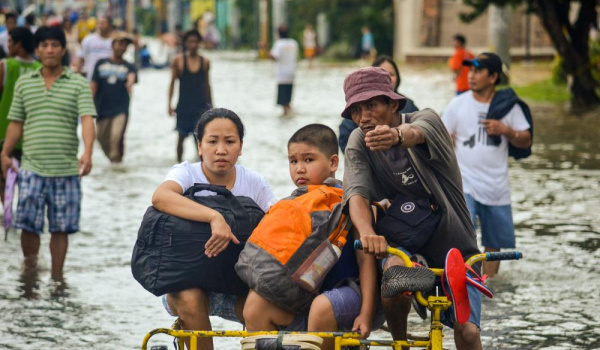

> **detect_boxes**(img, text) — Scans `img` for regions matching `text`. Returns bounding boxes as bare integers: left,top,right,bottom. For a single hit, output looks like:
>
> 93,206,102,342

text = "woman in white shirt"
152,108,276,350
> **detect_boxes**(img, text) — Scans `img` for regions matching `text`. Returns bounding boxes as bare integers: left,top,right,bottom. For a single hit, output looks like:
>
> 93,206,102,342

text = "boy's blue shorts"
285,285,386,332
441,281,482,329
381,244,482,329
465,194,516,249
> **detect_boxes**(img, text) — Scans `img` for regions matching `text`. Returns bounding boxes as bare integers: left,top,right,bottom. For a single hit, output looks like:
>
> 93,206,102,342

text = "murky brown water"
0,52,598,350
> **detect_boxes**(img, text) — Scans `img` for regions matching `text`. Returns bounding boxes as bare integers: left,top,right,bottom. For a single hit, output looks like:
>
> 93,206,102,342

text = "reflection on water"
0,52,598,349
19,269,40,300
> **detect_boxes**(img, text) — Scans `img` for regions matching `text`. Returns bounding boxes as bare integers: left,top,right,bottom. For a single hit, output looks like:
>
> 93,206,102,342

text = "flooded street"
0,52,598,350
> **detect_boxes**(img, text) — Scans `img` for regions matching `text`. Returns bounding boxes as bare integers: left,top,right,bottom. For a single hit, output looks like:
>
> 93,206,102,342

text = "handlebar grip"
485,251,523,261
354,240,363,250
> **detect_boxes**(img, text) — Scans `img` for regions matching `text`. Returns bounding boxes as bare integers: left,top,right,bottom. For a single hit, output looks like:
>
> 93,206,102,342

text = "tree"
461,0,600,107
287,0,394,57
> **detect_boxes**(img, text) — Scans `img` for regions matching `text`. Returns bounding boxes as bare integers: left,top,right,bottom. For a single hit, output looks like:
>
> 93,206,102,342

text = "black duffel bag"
131,183,265,296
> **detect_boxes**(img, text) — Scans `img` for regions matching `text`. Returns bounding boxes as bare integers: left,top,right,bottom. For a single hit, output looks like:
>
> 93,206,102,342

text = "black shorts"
277,84,293,106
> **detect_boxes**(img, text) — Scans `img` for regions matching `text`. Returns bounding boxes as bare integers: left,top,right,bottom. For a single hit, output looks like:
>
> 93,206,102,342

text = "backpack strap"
183,183,252,229
329,212,352,244
403,114,438,210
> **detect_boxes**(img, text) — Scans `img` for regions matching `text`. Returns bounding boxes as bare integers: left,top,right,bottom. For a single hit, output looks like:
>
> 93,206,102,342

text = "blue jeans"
465,194,516,249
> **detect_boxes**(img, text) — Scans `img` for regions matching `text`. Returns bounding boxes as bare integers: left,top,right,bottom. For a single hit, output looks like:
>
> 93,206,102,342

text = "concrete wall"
395,0,555,61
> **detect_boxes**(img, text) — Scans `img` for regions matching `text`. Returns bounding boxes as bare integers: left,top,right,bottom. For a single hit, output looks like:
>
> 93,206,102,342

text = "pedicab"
141,242,522,350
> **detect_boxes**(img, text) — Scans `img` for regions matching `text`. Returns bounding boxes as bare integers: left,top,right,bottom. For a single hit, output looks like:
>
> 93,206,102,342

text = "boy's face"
7,36,19,57
288,142,338,187
36,39,66,68
6,18,16,31
185,36,200,52
112,39,129,58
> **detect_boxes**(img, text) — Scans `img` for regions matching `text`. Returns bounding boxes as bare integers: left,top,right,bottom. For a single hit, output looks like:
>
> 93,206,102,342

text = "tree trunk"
489,4,512,84
535,0,599,106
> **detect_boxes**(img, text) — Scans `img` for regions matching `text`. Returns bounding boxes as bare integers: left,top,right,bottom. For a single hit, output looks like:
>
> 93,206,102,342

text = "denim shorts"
440,281,482,329
161,292,240,323
465,194,516,249
284,285,386,332
14,170,81,234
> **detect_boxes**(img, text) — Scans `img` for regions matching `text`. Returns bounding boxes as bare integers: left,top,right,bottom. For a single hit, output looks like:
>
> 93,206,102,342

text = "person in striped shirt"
0,26,97,279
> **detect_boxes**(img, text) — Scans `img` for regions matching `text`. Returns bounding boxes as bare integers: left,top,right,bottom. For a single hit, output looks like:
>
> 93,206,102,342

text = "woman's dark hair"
195,108,245,142
34,26,66,48
372,55,401,92
9,27,35,54
183,29,202,43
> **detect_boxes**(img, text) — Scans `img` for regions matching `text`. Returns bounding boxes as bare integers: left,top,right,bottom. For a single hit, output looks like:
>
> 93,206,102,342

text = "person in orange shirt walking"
448,34,474,95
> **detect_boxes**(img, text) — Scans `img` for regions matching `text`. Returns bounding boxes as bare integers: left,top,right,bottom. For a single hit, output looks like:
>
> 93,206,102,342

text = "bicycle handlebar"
354,240,523,264
485,251,523,261
353,240,363,250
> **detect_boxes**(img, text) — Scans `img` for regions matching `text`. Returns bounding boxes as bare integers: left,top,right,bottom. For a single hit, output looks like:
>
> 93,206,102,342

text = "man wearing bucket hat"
442,52,532,278
341,66,482,349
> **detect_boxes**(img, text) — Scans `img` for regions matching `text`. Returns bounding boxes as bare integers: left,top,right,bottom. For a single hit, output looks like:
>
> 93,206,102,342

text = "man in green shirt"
0,27,41,203
0,26,96,279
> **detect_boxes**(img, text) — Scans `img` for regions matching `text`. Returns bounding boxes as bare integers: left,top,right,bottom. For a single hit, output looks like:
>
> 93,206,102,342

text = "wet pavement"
0,51,598,350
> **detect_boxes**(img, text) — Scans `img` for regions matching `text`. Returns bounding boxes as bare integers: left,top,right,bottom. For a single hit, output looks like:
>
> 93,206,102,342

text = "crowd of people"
148,27,532,350
0,8,533,349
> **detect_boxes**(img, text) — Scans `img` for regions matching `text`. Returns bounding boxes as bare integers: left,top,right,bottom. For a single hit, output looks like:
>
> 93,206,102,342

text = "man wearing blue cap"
442,52,532,277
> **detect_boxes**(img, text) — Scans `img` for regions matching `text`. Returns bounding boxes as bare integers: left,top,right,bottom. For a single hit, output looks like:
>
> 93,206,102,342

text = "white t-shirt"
164,161,277,212
442,90,530,205
270,38,298,84
80,33,113,81
303,30,316,49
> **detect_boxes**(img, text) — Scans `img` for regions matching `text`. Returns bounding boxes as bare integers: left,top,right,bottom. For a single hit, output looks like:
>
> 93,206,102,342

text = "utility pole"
258,0,268,58
126,0,134,32
167,0,180,33
488,4,511,84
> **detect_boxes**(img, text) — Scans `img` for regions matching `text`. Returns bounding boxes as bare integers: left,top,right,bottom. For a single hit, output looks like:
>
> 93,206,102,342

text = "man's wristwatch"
395,127,404,146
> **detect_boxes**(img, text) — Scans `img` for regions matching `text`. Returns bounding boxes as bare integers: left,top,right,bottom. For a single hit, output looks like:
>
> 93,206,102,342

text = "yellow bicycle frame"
141,329,431,350
141,250,495,350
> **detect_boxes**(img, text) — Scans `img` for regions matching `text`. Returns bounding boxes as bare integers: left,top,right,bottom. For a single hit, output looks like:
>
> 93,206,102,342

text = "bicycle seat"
381,265,436,298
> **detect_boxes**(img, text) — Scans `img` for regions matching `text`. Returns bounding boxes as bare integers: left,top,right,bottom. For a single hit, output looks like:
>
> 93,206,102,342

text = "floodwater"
0,51,599,350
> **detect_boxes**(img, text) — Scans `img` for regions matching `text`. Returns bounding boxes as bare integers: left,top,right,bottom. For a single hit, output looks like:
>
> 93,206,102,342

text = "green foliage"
235,0,394,58
551,55,567,85
459,0,534,23
235,0,258,49
135,7,157,36
512,79,571,103
321,41,354,60
589,38,600,96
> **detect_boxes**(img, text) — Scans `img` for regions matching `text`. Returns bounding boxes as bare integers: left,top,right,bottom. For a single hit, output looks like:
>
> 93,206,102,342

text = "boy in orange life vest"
243,124,384,350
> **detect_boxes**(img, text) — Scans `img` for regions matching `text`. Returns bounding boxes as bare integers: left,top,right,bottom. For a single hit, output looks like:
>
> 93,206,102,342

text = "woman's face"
377,61,398,90
198,118,243,178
